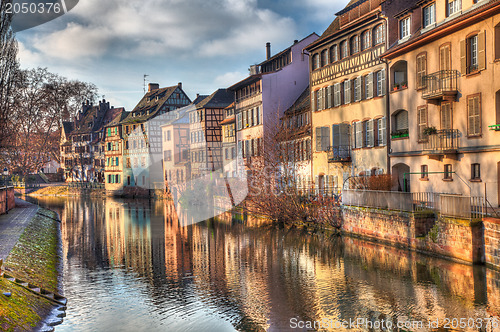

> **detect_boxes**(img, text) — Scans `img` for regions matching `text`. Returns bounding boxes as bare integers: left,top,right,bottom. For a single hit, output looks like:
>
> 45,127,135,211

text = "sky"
15,0,348,111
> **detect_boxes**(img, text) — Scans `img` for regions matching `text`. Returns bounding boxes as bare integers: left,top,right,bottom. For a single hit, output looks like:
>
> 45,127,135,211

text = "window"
354,77,362,102
447,0,461,16
340,40,348,59
164,150,172,161
392,61,408,88
423,3,435,28
315,127,330,152
365,119,375,147
471,163,480,180
467,94,481,136
334,83,342,107
400,17,410,40
350,35,359,54
374,24,385,45
393,110,409,136
332,123,350,150
365,73,374,99
440,44,451,71
421,165,428,179
462,32,485,74
444,164,453,179
167,130,171,141
344,80,351,104
354,121,363,149
416,53,427,89
321,49,328,67
417,106,428,141
495,23,500,60
376,70,386,96
441,103,453,129
330,45,338,62
312,53,320,70
377,117,387,146
362,30,371,51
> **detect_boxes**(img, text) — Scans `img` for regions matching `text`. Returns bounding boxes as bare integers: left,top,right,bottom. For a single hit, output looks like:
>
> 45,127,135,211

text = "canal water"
28,196,500,332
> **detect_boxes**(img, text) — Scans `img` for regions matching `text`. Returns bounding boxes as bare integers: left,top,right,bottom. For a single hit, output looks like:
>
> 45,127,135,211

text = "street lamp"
3,168,8,214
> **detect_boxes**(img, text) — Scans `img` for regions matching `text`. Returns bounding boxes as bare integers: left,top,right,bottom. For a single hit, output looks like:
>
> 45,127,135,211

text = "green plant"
423,126,437,135
401,81,408,88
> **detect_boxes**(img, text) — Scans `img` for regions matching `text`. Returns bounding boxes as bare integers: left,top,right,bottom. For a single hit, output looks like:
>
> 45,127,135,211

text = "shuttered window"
316,127,330,152
376,70,386,96
395,110,409,131
327,86,333,109
377,117,387,146
416,53,427,89
354,77,362,102
440,44,451,71
332,123,350,147
467,94,481,136
366,120,374,147
461,31,486,74
417,106,428,141
344,80,351,104
365,73,373,99
354,121,363,149
334,83,341,106
441,103,453,129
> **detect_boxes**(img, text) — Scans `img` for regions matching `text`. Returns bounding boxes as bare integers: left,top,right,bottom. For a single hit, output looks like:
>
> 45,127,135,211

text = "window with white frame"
376,70,386,96
354,121,363,149
365,73,373,99
354,77,362,102
423,3,435,28
340,40,348,59
351,35,359,54
365,119,374,147
448,0,461,16
344,80,351,104
362,30,371,51
377,117,387,146
400,17,410,40
330,45,338,62
374,24,385,45
334,83,341,107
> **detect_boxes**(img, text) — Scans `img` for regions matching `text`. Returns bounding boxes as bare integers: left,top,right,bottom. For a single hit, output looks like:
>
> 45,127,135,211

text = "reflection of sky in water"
30,196,500,332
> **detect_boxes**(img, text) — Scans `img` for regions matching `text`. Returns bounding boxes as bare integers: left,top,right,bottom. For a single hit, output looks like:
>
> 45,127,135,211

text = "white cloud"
214,71,247,87
21,0,298,61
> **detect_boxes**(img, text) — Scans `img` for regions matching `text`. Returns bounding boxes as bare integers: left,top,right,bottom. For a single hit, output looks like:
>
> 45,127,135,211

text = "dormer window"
400,17,410,40
423,3,435,28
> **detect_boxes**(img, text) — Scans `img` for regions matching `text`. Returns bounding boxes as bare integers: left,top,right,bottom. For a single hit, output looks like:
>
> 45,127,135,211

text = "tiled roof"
62,122,74,136
220,116,235,125
258,33,319,67
105,111,129,128
192,95,209,105
121,85,190,124
196,89,234,109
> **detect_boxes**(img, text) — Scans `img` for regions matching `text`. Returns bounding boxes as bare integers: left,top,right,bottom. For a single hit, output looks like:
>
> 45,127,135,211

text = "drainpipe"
380,58,390,176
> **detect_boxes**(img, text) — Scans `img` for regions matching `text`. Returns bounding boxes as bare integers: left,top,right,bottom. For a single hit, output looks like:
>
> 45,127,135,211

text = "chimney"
294,39,298,44
196,93,199,98
266,42,271,60
148,83,159,92
178,82,182,89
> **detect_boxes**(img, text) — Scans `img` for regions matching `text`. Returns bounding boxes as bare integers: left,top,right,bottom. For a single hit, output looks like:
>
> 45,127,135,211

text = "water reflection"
30,196,500,331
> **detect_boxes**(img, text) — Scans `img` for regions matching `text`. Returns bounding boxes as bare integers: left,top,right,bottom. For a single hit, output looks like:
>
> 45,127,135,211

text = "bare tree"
0,67,98,175
0,0,19,148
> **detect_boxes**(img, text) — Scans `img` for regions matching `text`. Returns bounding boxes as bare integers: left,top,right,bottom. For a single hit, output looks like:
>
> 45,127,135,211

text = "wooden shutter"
355,122,363,148
478,30,486,71
416,54,426,88
344,80,351,104
417,106,427,140
379,117,387,146
381,70,386,95
321,127,330,151
440,45,451,71
366,119,374,147
441,103,452,129
460,39,467,74
334,83,341,106
315,127,322,152
396,111,408,130
318,88,323,111
339,123,350,146
366,73,374,99
327,86,332,109
468,95,481,136
356,77,362,101
332,124,340,148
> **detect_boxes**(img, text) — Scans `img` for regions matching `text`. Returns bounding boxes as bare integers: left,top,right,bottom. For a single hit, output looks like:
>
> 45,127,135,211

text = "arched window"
373,24,385,45
330,45,338,63
393,110,409,133
350,35,359,54
312,53,320,70
340,40,348,59
321,49,328,67
361,30,371,51
391,60,408,89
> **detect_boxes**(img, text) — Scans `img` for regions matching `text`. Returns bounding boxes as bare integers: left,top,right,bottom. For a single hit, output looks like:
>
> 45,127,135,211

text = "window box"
423,126,437,136
489,124,500,131
391,129,409,139
392,84,400,91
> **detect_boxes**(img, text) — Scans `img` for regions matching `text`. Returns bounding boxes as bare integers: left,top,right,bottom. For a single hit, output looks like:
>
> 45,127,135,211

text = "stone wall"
484,218,500,269
341,206,484,264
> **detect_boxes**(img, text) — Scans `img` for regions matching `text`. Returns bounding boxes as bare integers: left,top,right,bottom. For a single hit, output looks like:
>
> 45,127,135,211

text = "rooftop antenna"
143,74,149,94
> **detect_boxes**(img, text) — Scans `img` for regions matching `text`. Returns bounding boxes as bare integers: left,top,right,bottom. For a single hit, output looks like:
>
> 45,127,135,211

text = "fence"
343,189,484,219
0,187,15,214
68,182,105,189
440,195,484,219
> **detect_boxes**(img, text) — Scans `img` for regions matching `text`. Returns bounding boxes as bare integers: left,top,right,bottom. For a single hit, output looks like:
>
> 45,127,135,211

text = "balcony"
422,129,460,159
327,145,351,163
422,70,459,101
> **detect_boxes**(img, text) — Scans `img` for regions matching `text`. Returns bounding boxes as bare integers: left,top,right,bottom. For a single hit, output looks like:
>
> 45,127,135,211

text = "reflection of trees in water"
32,196,500,331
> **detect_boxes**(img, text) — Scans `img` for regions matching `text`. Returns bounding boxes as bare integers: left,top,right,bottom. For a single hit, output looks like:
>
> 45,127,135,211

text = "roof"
228,74,262,91
121,85,190,124
258,32,319,67
192,94,209,105
196,89,234,109
284,87,310,116
220,116,235,125
225,102,235,110
62,122,74,136
105,110,129,128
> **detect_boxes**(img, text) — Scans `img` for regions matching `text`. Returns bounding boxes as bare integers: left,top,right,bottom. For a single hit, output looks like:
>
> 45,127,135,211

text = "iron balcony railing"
422,70,459,100
423,129,459,153
327,145,351,162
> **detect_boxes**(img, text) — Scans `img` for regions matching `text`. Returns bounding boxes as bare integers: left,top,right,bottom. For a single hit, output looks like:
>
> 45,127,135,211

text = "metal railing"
68,182,105,189
327,145,351,162
440,195,484,219
343,189,414,211
423,129,459,152
422,70,459,99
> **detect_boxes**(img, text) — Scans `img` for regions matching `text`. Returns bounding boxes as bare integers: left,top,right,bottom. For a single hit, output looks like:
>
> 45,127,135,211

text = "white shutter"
318,89,323,111
381,69,386,95
344,80,351,104
355,77,362,101
355,122,363,148
327,86,332,109
378,117,387,146
334,83,341,107
366,119,374,147
366,73,374,99
315,127,322,152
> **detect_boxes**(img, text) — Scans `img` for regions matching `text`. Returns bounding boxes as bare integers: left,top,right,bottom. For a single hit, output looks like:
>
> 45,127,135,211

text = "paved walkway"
0,198,38,260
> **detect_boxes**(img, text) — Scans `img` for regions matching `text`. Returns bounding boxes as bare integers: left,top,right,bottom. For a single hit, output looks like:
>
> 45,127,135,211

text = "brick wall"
484,218,500,269
342,206,484,264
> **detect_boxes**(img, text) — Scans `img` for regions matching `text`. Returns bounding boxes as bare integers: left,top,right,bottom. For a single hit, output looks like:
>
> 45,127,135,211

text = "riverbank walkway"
0,198,38,261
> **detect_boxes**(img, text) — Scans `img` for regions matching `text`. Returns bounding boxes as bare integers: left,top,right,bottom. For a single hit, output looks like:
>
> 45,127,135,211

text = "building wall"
104,126,124,192
484,217,500,269
388,6,500,204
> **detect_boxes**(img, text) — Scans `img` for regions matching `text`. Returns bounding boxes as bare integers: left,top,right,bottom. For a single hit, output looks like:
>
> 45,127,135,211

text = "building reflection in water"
32,196,500,331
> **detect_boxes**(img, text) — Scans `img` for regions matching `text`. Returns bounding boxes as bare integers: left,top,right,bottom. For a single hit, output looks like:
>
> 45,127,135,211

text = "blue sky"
16,0,348,111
